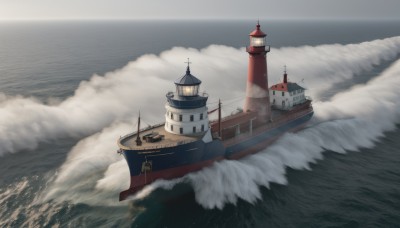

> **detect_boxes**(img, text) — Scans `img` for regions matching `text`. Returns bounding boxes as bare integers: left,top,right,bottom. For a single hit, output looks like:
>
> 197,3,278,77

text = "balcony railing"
246,45,270,53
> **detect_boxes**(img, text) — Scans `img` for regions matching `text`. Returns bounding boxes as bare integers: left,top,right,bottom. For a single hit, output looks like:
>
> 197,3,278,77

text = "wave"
1,37,400,156
41,38,400,207
175,58,400,209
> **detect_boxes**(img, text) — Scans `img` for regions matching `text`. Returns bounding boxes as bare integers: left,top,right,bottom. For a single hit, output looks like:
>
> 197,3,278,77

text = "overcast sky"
1,0,399,20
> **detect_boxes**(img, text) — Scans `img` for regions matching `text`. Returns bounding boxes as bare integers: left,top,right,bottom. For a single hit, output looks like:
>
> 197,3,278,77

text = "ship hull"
119,109,313,201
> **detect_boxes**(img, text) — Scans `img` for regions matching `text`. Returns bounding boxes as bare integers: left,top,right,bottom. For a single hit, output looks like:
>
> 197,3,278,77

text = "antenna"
184,58,192,67
135,111,142,146
185,58,192,73
218,99,222,139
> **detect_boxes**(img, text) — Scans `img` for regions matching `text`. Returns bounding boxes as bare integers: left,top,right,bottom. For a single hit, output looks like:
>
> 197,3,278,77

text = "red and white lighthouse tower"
244,22,271,122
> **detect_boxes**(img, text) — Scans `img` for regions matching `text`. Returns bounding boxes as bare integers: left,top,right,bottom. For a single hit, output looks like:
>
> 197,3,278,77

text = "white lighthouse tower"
165,61,210,136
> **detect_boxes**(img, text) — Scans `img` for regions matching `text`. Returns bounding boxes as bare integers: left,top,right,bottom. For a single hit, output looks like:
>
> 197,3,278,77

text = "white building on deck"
269,69,306,110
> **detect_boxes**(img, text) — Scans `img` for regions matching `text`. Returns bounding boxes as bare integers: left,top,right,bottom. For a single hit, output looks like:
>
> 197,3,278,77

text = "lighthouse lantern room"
165,61,209,136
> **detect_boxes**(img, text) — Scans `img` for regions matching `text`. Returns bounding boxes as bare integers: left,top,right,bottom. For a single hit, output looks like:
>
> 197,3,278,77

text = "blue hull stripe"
122,111,313,176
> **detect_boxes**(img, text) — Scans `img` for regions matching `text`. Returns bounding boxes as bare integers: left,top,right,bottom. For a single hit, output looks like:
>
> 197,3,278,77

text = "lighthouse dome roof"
249,23,266,37
174,66,202,85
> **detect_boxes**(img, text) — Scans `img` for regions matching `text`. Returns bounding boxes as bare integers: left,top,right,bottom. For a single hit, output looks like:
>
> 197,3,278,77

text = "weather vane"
185,58,192,67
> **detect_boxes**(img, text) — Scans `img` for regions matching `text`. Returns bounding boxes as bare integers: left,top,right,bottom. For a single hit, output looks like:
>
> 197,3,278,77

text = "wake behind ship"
117,22,314,201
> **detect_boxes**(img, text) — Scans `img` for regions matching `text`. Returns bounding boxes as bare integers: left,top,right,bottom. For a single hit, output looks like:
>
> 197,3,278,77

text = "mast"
135,111,142,146
218,99,222,139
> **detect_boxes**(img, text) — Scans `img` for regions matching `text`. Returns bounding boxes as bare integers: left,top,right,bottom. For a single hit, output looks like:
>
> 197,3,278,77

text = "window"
273,90,275,95
180,128,183,134
282,92,285,96
176,85,199,96
273,99,275,104
190,115,194,122
201,125,204,131
193,126,196,133
200,113,203,120
250,37,266,47
170,112,173,119
179,115,182,121
171,125,173,131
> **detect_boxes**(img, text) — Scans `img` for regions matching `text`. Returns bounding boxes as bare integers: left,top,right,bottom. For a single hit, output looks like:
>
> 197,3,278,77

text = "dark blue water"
0,20,400,227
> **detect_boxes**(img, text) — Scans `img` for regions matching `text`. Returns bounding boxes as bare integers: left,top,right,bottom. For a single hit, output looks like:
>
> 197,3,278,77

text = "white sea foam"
41,38,400,207
43,122,132,205
98,57,400,209
170,58,400,209
1,37,400,156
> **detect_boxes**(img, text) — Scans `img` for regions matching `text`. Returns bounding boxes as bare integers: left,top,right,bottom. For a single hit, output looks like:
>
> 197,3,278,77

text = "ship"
117,22,314,201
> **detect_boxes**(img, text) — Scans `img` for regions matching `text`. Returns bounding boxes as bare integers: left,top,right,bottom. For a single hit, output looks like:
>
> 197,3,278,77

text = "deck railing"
118,122,198,150
119,122,165,143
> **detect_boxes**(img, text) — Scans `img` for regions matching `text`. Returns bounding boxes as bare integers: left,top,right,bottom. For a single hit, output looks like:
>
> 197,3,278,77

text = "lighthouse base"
244,96,271,122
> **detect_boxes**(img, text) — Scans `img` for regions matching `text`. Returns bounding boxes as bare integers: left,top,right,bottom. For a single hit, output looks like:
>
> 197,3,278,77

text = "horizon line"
0,17,399,22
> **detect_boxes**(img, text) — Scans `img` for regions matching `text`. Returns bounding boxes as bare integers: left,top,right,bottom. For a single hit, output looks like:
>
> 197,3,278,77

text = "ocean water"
0,20,400,227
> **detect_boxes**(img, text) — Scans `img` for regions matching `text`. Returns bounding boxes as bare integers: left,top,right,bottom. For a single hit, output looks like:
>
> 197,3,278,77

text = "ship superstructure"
165,61,211,138
117,23,314,201
270,66,307,110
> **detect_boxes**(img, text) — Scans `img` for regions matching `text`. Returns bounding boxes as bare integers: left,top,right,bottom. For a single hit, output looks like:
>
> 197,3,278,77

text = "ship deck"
210,99,313,146
118,124,203,150
119,100,312,151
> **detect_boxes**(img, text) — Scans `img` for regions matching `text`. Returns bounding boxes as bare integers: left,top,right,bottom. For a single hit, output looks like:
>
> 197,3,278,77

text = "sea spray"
126,58,400,209
183,59,400,209
1,37,400,156
42,39,400,208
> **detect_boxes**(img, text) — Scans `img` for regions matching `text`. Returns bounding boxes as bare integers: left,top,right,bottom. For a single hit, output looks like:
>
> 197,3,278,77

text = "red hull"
119,120,309,201
119,156,224,201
